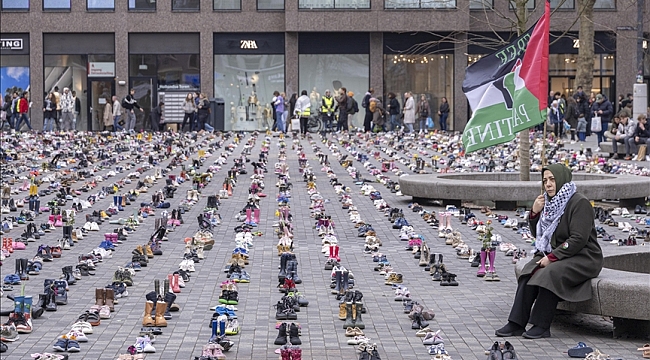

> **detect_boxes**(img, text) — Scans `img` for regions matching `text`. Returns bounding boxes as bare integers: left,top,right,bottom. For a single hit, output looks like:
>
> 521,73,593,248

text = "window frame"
594,0,615,9
213,0,242,11
86,0,115,11
508,0,534,10
383,0,456,10
469,0,492,10
1,0,30,11
257,0,284,10
128,0,157,12
172,0,200,12
298,0,370,10
549,0,574,9
43,0,71,11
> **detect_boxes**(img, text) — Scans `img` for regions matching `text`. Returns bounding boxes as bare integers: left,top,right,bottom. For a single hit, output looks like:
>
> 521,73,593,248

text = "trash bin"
209,98,225,131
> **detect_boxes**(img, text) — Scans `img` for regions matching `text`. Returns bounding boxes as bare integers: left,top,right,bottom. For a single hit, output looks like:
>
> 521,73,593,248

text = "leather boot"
343,302,355,329
273,322,288,345
142,301,155,326
105,288,115,312
95,288,105,306
354,302,365,329
171,274,181,293
163,292,176,320
278,253,287,280
289,322,302,345
154,301,167,327
338,302,347,320
32,293,47,319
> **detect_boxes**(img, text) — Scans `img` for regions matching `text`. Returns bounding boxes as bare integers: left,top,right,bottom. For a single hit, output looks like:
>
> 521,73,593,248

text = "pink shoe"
13,241,26,250
48,215,55,225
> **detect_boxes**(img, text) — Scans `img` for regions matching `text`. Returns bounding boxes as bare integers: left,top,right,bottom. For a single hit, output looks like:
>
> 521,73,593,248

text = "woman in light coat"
103,96,113,131
403,92,415,133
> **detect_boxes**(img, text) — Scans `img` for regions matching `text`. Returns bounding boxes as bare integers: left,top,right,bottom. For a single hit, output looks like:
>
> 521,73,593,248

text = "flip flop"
569,342,594,358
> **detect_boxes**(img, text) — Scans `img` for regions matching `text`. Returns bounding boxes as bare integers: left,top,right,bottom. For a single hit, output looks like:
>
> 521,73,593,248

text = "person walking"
335,88,349,132
386,92,401,132
416,94,431,133
181,93,196,132
295,90,311,136
150,102,164,132
403,92,415,133
274,91,285,133
361,88,374,132
72,90,81,131
43,92,56,132
103,95,113,132
53,86,61,131
60,87,74,131
112,95,123,131
122,88,143,132
438,97,449,132
564,97,579,143
591,94,613,145
14,92,32,131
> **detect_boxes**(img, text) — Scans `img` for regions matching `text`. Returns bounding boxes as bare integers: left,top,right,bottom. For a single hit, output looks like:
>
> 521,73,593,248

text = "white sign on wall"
88,62,115,77
0,39,23,50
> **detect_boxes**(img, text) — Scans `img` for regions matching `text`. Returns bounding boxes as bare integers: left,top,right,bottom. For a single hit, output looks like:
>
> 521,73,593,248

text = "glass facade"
384,54,454,130
87,0,114,10
214,0,240,10
214,54,284,131
299,0,370,9
173,0,200,10
594,0,615,8
258,0,283,9
44,0,70,10
384,0,454,9
2,0,29,10
129,0,156,10
129,54,200,91
548,53,615,100
298,54,369,129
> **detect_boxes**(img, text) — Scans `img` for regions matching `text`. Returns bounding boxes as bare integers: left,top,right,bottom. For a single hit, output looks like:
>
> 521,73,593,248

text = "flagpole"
542,119,547,166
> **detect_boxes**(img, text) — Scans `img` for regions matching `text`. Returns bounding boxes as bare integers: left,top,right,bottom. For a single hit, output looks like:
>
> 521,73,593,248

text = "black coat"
591,97,613,123
388,98,400,115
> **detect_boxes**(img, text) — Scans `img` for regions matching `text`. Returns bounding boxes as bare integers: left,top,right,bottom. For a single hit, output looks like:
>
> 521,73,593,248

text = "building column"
30,31,44,128
201,31,214,97
369,32,383,99
285,32,298,96
114,27,129,101
615,29,637,102
453,32,468,131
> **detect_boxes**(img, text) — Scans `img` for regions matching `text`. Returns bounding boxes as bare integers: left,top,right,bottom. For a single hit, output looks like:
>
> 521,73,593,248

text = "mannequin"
247,90,258,121
263,103,273,130
310,87,321,113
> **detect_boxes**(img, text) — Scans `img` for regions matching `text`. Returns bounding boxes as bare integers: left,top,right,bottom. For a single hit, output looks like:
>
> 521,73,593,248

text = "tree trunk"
576,0,596,95
516,0,531,181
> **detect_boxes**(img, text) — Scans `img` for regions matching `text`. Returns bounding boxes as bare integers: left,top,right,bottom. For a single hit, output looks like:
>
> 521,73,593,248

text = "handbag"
290,117,300,131
426,117,434,128
590,116,601,132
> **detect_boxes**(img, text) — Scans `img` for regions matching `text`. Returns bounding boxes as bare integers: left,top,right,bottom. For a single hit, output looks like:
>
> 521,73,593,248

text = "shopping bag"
590,116,601,132
637,145,647,160
426,117,434,128
291,118,300,131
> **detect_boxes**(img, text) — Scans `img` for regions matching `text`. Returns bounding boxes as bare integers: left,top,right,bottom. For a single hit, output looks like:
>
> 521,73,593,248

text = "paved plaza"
1,131,648,360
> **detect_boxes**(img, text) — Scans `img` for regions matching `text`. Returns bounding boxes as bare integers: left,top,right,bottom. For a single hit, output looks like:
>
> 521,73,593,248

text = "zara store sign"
0,39,23,50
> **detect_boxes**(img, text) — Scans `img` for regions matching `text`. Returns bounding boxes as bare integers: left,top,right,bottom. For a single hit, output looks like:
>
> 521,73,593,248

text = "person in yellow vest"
321,89,335,132
295,90,311,136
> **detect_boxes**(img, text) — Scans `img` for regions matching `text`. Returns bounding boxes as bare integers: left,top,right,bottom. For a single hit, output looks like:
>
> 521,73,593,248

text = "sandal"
638,344,650,359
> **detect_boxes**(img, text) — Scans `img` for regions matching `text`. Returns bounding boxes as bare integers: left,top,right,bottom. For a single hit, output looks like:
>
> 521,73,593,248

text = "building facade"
0,0,646,131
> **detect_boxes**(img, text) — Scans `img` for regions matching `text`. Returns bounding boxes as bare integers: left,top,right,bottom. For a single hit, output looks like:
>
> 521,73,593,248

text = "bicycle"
291,112,322,133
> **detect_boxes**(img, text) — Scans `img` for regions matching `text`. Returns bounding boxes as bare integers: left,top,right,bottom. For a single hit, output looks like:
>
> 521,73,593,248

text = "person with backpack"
335,87,349,132
370,97,386,132
122,88,143,132
361,88,374,132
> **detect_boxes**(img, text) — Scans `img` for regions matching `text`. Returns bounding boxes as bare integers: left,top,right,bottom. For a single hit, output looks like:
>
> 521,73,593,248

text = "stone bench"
598,142,625,155
399,173,650,210
515,251,650,338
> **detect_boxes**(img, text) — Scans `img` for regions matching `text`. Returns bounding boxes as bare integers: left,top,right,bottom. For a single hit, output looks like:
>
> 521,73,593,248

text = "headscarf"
535,164,576,254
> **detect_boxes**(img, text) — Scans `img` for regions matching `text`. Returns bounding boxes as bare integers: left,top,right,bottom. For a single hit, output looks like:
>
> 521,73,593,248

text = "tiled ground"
1,132,648,360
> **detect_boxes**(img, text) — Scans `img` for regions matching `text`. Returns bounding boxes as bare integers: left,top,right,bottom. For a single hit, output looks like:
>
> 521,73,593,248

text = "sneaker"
67,339,81,352
0,324,19,342
53,338,68,352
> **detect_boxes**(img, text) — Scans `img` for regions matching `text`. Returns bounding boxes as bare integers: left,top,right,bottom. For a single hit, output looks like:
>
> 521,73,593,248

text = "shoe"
568,342,593,358
522,325,550,339
495,322,525,337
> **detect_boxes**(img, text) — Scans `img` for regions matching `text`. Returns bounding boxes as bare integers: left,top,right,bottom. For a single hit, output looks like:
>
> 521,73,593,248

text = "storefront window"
2,0,29,10
214,0,240,10
299,0,370,9
44,0,70,10
129,0,156,10
298,54,368,129
548,54,615,100
87,0,114,10
129,54,200,91
44,55,88,130
1,55,30,100
214,54,284,131
173,0,199,10
258,0,283,9
384,54,454,130
384,0,454,9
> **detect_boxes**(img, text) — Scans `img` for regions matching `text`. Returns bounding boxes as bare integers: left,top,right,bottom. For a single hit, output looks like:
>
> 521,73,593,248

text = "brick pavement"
2,132,647,360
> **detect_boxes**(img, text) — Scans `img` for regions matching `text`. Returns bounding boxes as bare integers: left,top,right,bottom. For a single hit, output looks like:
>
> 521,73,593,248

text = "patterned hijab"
535,164,576,254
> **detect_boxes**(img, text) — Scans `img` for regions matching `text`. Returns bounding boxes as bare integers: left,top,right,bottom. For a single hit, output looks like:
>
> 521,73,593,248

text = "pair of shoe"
495,322,550,339
52,337,80,352
487,341,518,359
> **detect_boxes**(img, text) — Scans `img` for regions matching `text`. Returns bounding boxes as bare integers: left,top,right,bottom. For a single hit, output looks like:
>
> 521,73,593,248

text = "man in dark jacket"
591,94,613,145
361,88,374,132
122,88,143,132
625,114,650,160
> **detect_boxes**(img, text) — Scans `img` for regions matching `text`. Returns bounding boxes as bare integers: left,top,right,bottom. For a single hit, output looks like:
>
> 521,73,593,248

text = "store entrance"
87,79,114,131
130,77,156,131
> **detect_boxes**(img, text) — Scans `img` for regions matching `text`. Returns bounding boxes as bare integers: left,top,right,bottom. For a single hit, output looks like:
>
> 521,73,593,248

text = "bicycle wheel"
307,118,322,133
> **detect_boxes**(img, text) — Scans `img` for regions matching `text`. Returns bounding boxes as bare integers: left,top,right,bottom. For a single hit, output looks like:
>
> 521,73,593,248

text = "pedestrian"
402,92,415,133
53,86,61,131
564,97,578,143
150,102,164,132
496,164,602,340
112,95,123,131
591,94,613,145
103,95,113,132
549,100,564,139
122,88,143,132
60,87,74,131
321,89,335,131
9,92,20,129
386,92,400,132
361,88,374,132
577,116,587,142
438,97,449,132
282,92,289,133
370,97,386,132
196,93,211,131
181,93,196,131
274,91,285,133
72,90,81,131
295,90,311,136
625,114,650,160
335,88,349,132
416,94,431,134
347,91,358,130
14,92,32,131
43,92,56,132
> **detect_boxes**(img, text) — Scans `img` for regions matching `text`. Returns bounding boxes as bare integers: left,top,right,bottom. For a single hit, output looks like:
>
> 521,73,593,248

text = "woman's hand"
532,194,545,213
536,255,551,268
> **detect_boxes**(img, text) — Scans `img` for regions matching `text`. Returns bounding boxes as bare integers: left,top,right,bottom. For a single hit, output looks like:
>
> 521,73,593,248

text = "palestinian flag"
462,0,550,153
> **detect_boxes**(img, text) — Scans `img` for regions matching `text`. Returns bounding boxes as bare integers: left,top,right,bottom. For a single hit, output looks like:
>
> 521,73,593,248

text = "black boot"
19,258,29,280
274,322,288,345
33,294,48,319
163,291,176,320
278,253,288,280
289,322,302,345
63,266,76,285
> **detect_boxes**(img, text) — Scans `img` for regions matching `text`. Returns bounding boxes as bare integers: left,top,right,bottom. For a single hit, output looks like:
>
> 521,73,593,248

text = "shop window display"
1,55,30,99
384,54,454,130
214,54,284,131
298,54,369,129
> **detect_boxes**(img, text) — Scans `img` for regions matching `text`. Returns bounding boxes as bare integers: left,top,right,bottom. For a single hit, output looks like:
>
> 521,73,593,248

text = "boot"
488,249,497,277
476,249,487,277
253,209,260,224
218,315,227,335
154,301,167,327
17,258,29,280
34,200,40,215
338,302,347,320
171,274,181,293
290,347,302,360
209,319,219,342
163,292,176,320
353,302,365,329
274,322,288,345
13,295,24,315
63,266,76,285
289,322,302,345
278,253,288,280
343,302,355,328
332,270,342,294
142,301,156,326
17,296,32,333
341,270,349,293
105,288,115,312
245,209,252,224
334,245,340,261
32,294,47,319
95,288,105,306
113,196,118,207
